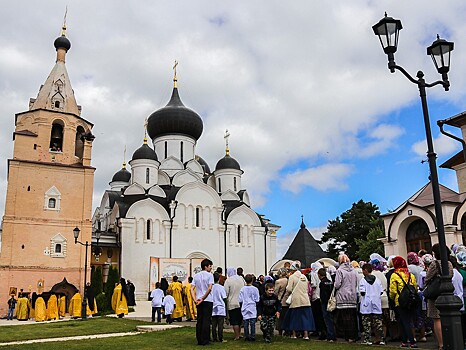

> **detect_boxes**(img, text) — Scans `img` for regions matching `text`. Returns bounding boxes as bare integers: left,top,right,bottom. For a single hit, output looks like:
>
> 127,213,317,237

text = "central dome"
147,87,203,141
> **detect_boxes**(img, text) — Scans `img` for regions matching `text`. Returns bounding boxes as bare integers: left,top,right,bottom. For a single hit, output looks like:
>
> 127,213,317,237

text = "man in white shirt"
150,282,165,322
191,258,214,346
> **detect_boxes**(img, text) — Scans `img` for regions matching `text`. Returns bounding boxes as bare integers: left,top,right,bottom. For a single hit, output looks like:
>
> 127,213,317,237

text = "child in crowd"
211,272,227,342
318,268,336,341
150,282,165,323
359,263,384,345
257,282,281,343
239,274,260,341
162,289,176,324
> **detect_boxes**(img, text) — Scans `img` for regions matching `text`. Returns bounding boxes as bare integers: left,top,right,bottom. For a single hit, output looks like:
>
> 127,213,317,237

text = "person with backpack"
389,255,419,348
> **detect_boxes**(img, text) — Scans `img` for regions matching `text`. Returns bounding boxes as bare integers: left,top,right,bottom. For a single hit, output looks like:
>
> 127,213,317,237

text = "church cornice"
15,108,93,127
8,158,95,170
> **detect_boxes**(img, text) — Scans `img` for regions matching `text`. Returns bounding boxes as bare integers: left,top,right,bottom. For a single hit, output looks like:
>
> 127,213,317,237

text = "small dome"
196,155,211,174
112,167,131,183
132,143,158,161
147,87,203,141
54,35,71,51
215,154,241,171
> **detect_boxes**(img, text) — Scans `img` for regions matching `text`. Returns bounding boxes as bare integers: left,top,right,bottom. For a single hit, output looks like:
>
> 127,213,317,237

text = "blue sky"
1,1,466,259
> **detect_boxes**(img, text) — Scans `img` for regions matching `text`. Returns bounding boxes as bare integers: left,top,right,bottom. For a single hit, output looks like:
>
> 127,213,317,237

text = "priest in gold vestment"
184,276,197,320
112,278,129,317
167,276,184,320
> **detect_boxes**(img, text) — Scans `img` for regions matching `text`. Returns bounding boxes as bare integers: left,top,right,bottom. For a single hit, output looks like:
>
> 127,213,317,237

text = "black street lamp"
373,14,463,350
73,226,100,320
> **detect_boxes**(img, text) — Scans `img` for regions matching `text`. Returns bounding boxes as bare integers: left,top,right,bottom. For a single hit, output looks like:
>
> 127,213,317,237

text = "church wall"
153,135,195,163
454,164,466,194
129,159,158,189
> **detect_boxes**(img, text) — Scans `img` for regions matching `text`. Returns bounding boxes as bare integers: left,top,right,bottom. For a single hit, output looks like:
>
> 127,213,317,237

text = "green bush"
91,266,103,296
95,292,107,313
104,266,119,311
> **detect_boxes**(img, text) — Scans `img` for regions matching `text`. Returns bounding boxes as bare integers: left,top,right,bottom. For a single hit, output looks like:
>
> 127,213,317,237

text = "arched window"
55,101,60,108
237,225,241,244
234,177,237,192
146,168,150,184
75,126,85,159
180,141,184,163
196,207,200,227
55,243,62,253
48,198,56,208
406,219,432,253
218,178,222,193
164,141,168,159
49,121,64,152
146,220,151,240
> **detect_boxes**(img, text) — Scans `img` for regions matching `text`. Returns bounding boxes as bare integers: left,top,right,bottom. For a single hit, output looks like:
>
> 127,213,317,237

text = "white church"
92,72,279,300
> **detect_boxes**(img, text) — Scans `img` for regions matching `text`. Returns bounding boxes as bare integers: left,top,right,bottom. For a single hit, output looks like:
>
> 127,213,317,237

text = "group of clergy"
165,275,197,321
12,288,98,321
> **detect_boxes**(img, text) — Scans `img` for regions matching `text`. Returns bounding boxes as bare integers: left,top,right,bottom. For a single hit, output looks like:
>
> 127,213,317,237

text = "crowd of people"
148,246,466,350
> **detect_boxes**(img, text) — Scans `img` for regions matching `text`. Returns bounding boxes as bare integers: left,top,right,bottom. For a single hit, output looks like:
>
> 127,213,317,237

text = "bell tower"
0,24,95,315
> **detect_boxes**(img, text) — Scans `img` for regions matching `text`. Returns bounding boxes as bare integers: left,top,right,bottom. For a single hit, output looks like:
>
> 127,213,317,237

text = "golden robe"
47,295,59,320
111,283,128,316
168,281,184,319
35,297,46,322
58,296,66,318
86,299,98,316
184,283,197,320
69,293,82,318
15,297,29,320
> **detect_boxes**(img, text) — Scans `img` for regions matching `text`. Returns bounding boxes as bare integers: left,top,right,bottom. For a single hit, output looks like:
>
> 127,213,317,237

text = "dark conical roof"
132,143,158,161
282,218,327,268
112,166,131,182
147,87,203,140
215,154,241,171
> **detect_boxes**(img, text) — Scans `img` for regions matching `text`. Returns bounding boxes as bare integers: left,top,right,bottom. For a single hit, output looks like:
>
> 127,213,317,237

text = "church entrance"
406,219,432,253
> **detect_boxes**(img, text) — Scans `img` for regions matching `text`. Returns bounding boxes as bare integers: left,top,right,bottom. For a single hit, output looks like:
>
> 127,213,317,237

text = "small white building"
92,77,278,300
381,111,466,257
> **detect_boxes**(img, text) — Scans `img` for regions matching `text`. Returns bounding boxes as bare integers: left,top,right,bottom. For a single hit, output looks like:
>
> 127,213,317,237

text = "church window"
27,186,30,191
180,142,184,163
196,207,200,227
50,233,66,258
146,168,150,184
234,177,237,191
34,144,37,150
164,141,168,158
218,178,222,192
44,186,61,211
75,126,85,159
49,121,64,152
48,198,56,208
237,225,241,244
55,101,60,108
146,220,151,240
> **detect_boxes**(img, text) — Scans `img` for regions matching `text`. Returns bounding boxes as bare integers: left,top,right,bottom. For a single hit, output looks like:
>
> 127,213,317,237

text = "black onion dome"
147,87,203,140
132,143,158,161
196,155,211,174
215,154,241,171
112,167,131,183
54,35,71,51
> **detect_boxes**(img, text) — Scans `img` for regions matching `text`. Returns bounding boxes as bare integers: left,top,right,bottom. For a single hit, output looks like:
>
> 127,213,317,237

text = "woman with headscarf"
282,261,315,340
160,278,169,296
334,254,359,342
224,266,246,340
426,244,453,350
389,256,418,348
407,252,424,341
309,261,326,339
274,268,289,336
112,277,129,318
370,257,389,344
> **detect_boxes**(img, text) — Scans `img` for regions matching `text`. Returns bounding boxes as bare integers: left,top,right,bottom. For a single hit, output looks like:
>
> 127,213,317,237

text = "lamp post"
73,226,101,319
372,14,462,349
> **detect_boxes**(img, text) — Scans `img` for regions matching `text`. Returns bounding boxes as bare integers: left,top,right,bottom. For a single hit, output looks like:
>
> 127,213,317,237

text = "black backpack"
395,272,420,310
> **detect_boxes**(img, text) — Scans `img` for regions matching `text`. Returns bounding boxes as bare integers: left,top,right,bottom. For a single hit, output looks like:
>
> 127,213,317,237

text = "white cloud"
411,134,459,158
280,163,354,194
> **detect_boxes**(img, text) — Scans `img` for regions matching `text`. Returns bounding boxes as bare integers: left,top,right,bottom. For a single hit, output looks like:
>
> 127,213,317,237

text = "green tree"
91,266,103,296
320,199,383,261
355,226,385,262
104,266,119,311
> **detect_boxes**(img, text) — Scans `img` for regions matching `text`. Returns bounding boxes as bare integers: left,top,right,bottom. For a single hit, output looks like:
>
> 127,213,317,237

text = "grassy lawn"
0,317,151,343
0,319,403,349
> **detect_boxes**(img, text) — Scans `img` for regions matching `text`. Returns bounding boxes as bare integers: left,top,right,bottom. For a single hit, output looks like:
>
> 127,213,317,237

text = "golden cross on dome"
173,60,178,88
224,129,230,156
144,118,148,144
123,145,127,168
61,6,68,36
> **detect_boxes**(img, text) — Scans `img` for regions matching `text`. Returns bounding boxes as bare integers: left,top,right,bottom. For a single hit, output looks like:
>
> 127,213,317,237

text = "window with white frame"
50,233,67,258
44,186,61,211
